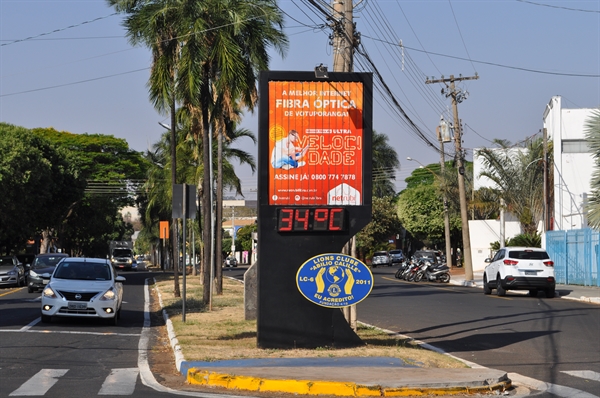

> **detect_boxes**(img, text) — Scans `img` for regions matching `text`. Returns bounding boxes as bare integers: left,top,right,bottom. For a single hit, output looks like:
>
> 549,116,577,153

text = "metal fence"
546,228,600,286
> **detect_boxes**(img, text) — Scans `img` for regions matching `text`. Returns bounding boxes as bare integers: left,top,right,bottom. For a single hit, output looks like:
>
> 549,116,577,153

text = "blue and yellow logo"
296,253,373,308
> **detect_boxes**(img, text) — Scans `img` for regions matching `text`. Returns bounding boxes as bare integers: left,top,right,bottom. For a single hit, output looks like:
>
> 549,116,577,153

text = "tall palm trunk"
201,64,212,305
215,124,223,294
170,98,180,297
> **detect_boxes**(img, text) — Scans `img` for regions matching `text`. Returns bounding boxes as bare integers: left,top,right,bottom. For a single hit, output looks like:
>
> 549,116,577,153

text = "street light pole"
407,157,452,267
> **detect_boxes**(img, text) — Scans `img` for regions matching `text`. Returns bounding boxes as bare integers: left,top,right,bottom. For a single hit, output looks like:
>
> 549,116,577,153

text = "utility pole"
332,0,358,330
332,0,355,73
437,126,453,269
426,74,478,283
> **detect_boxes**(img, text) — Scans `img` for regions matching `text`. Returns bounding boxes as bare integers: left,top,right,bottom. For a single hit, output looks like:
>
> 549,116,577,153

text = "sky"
1,0,599,200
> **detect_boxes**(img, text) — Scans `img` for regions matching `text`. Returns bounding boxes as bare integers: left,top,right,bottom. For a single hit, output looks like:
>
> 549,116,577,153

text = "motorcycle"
421,262,451,283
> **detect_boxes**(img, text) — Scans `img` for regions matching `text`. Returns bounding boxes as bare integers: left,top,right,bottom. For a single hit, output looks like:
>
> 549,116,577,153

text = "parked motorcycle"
421,262,451,283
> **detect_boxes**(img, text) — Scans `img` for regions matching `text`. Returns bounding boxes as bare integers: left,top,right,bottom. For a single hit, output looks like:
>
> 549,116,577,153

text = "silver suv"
371,251,391,268
483,247,555,298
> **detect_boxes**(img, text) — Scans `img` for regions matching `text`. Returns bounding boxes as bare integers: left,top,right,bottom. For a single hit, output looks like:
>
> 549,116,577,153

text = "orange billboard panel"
268,81,364,206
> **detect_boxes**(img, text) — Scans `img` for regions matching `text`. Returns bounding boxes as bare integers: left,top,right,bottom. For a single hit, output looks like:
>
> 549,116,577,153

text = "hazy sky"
1,0,598,198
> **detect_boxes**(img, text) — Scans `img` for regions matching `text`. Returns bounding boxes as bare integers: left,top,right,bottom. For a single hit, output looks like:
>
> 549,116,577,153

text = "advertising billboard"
268,80,365,206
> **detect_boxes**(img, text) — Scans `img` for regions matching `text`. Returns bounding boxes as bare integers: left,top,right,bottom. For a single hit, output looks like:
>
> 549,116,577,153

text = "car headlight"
29,270,39,277
7,270,17,275
42,286,57,298
100,288,116,301
127,259,132,264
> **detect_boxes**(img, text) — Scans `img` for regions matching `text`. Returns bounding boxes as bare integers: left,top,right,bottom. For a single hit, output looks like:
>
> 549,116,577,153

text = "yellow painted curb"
187,368,511,397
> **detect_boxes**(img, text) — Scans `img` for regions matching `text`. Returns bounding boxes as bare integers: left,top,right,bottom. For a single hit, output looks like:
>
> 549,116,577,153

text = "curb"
186,368,511,397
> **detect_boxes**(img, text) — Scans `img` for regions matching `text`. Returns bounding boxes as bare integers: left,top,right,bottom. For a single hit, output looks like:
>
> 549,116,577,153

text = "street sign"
257,71,373,349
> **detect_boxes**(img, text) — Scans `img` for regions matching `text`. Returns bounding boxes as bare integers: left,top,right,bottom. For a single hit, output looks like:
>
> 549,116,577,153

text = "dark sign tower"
257,71,373,348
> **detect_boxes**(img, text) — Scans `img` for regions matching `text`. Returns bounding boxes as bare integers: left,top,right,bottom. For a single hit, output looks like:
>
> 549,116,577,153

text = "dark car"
0,256,27,288
371,251,391,267
413,250,439,265
389,249,404,264
27,253,68,293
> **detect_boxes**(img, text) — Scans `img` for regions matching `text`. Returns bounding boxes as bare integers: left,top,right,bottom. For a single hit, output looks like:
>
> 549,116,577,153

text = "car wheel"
41,314,52,323
117,307,121,320
528,289,539,297
496,275,506,296
108,314,118,326
28,285,34,293
483,275,492,295
545,288,555,298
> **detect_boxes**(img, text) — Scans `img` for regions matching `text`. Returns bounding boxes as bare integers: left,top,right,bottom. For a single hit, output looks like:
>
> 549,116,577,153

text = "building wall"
544,96,594,231
468,220,522,272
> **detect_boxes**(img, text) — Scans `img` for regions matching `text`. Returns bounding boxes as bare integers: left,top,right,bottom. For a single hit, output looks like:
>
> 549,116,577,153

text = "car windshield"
509,250,549,260
374,252,387,256
54,262,111,281
113,249,132,257
32,256,65,269
389,251,402,255
0,257,13,266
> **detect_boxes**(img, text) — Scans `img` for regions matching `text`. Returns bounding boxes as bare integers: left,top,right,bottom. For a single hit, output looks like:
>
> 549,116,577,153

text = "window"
562,140,590,153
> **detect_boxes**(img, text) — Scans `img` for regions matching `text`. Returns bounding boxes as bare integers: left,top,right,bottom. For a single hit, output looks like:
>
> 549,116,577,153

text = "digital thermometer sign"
277,207,347,232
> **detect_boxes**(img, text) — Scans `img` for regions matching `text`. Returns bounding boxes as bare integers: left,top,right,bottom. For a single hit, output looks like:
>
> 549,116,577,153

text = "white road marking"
98,368,139,395
9,369,68,396
0,328,140,337
562,370,600,382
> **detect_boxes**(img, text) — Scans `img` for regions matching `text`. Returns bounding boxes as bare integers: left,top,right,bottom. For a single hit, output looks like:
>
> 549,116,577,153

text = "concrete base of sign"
244,262,257,320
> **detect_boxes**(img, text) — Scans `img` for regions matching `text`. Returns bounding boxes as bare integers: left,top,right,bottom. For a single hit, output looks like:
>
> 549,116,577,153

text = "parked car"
483,247,555,298
224,257,238,267
389,249,404,265
27,253,68,293
0,256,27,288
41,257,125,325
413,250,439,265
371,251,391,267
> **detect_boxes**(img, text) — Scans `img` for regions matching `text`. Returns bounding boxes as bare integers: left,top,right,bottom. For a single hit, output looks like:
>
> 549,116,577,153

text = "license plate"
524,270,537,275
68,302,87,310
42,279,49,285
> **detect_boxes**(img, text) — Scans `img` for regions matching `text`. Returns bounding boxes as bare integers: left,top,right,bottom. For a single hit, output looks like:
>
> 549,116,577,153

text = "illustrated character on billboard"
270,129,309,170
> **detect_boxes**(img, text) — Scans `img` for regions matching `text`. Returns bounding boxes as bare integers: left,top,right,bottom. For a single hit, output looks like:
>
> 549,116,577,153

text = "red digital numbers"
277,208,346,232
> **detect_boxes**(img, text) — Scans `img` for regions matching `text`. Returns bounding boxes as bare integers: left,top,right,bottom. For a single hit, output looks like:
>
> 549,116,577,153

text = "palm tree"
584,110,600,228
372,130,400,198
476,137,551,234
173,0,287,304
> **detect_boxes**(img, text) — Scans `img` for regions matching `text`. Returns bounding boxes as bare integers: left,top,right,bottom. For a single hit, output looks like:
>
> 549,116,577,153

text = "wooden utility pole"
426,74,478,283
332,0,358,329
438,134,453,269
332,0,355,73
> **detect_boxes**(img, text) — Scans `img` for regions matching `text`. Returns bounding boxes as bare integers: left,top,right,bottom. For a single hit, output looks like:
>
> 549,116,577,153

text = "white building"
468,96,596,270
543,96,595,231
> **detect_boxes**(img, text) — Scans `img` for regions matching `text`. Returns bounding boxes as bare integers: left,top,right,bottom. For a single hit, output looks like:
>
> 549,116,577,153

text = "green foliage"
356,196,403,259
397,185,447,242
490,232,541,250
0,123,85,254
235,223,257,253
372,130,400,198
584,110,600,229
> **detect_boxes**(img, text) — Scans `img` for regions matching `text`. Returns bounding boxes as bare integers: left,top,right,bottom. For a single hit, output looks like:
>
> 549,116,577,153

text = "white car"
41,257,125,325
483,247,555,298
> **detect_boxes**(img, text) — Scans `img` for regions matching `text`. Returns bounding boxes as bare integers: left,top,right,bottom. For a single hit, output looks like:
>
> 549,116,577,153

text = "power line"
362,35,600,78
517,0,600,13
1,13,120,47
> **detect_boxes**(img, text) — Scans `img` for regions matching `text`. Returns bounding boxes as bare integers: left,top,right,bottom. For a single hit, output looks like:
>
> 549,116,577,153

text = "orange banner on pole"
159,221,169,239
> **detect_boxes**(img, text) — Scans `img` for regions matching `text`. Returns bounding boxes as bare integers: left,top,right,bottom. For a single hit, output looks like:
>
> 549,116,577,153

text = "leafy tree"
584,109,600,229
31,127,148,256
476,138,550,234
0,123,85,254
372,130,399,197
356,196,403,260
235,223,257,253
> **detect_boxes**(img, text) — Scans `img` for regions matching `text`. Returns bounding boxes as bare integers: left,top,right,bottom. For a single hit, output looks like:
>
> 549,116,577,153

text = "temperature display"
277,208,347,232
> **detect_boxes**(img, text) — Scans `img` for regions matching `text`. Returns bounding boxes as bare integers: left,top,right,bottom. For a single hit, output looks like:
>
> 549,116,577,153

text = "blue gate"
546,228,600,286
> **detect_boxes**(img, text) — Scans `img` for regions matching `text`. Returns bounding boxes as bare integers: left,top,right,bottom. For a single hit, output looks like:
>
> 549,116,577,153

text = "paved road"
357,266,600,397
0,269,186,397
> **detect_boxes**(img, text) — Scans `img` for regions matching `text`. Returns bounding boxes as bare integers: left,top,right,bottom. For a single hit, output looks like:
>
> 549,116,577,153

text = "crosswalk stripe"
9,369,69,396
562,370,600,382
98,368,139,395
